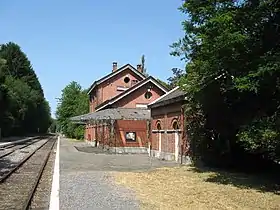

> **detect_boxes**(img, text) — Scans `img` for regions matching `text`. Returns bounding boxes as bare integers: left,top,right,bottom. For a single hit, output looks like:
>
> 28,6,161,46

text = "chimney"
112,62,118,72
137,64,143,73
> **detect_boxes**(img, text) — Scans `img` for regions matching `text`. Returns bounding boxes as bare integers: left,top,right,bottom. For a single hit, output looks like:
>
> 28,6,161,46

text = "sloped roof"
95,76,169,111
70,108,151,122
148,86,185,108
87,64,147,94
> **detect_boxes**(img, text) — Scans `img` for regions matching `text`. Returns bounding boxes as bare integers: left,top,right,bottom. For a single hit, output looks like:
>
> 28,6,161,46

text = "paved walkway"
59,137,177,210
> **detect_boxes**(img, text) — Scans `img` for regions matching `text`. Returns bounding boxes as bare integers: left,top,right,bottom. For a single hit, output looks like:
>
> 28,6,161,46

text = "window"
90,94,95,102
124,76,130,83
125,132,136,141
144,91,152,99
156,121,162,130
172,120,179,130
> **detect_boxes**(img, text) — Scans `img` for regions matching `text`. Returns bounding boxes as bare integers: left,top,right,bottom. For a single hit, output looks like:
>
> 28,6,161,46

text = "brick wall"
115,120,148,147
113,82,165,108
85,120,148,148
89,68,143,112
150,101,188,155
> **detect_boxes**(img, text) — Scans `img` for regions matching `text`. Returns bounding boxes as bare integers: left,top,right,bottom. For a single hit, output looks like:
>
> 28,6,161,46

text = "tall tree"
56,81,89,139
171,0,280,164
0,58,9,137
0,42,51,136
141,54,148,76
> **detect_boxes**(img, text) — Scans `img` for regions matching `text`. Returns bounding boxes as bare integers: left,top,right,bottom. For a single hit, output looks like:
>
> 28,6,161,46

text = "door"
175,132,179,162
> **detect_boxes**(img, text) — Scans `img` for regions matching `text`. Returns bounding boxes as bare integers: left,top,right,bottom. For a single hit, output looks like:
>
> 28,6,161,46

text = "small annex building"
148,86,191,164
71,62,169,153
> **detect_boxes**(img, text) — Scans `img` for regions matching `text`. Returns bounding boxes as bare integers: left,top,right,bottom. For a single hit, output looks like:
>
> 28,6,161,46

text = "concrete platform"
58,137,178,210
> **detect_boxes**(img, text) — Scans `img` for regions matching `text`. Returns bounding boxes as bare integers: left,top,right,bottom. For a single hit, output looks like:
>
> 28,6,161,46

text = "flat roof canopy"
70,108,151,123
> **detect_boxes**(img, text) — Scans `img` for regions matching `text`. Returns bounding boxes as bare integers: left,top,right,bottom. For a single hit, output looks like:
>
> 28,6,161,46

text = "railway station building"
71,62,168,153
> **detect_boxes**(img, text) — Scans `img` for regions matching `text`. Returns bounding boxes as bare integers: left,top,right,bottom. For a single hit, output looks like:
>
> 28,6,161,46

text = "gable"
95,76,169,111
87,64,146,95
148,86,186,109
112,81,166,109
100,68,145,104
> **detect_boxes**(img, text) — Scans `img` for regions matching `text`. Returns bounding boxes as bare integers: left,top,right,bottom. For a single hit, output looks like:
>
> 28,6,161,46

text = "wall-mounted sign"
126,132,136,141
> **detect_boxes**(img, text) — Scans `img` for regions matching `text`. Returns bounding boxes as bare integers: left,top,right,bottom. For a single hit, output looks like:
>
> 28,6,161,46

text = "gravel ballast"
0,138,56,209
30,140,57,209
0,139,48,174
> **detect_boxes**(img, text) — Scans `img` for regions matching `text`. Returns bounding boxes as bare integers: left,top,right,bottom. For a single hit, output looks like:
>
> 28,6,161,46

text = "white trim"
175,132,179,162
95,78,168,112
166,129,182,133
148,86,180,106
117,86,129,91
152,129,182,133
159,132,162,154
136,103,148,108
87,64,146,94
49,136,60,210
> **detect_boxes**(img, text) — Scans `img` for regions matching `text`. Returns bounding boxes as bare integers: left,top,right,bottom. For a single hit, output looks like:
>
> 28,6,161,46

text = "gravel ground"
0,139,48,175
60,138,178,210
60,171,139,210
30,140,57,209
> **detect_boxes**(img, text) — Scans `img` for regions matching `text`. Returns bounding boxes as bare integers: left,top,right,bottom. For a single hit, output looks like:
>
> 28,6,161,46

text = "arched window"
156,120,162,130
172,119,179,130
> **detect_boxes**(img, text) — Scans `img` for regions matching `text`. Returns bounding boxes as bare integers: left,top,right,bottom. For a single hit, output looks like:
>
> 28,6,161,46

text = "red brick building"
148,87,191,164
72,62,168,153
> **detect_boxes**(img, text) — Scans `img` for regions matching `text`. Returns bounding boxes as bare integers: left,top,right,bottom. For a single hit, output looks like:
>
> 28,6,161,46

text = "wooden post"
146,119,151,156
109,119,114,147
102,120,105,149
95,121,98,147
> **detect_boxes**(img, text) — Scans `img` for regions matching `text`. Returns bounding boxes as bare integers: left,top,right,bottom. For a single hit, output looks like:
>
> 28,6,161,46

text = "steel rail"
0,138,42,159
23,137,57,210
0,137,52,183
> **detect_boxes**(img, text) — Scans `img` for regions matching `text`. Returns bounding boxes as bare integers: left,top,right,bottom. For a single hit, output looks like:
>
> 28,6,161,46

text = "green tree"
56,81,89,139
0,42,51,136
49,118,57,133
171,0,280,164
156,78,171,90
141,54,148,76
0,58,9,136
167,68,185,89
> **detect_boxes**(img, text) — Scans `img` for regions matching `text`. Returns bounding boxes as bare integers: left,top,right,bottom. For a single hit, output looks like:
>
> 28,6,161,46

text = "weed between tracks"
113,166,280,210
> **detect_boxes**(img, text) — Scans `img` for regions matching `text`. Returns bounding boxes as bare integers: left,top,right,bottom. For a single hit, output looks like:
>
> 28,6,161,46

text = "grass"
113,166,280,210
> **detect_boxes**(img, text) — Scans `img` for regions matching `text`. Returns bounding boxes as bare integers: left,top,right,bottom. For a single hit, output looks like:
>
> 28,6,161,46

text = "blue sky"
0,0,186,117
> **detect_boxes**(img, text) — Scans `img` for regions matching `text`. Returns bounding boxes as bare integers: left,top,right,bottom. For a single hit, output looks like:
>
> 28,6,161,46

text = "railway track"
0,136,57,210
0,138,42,159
